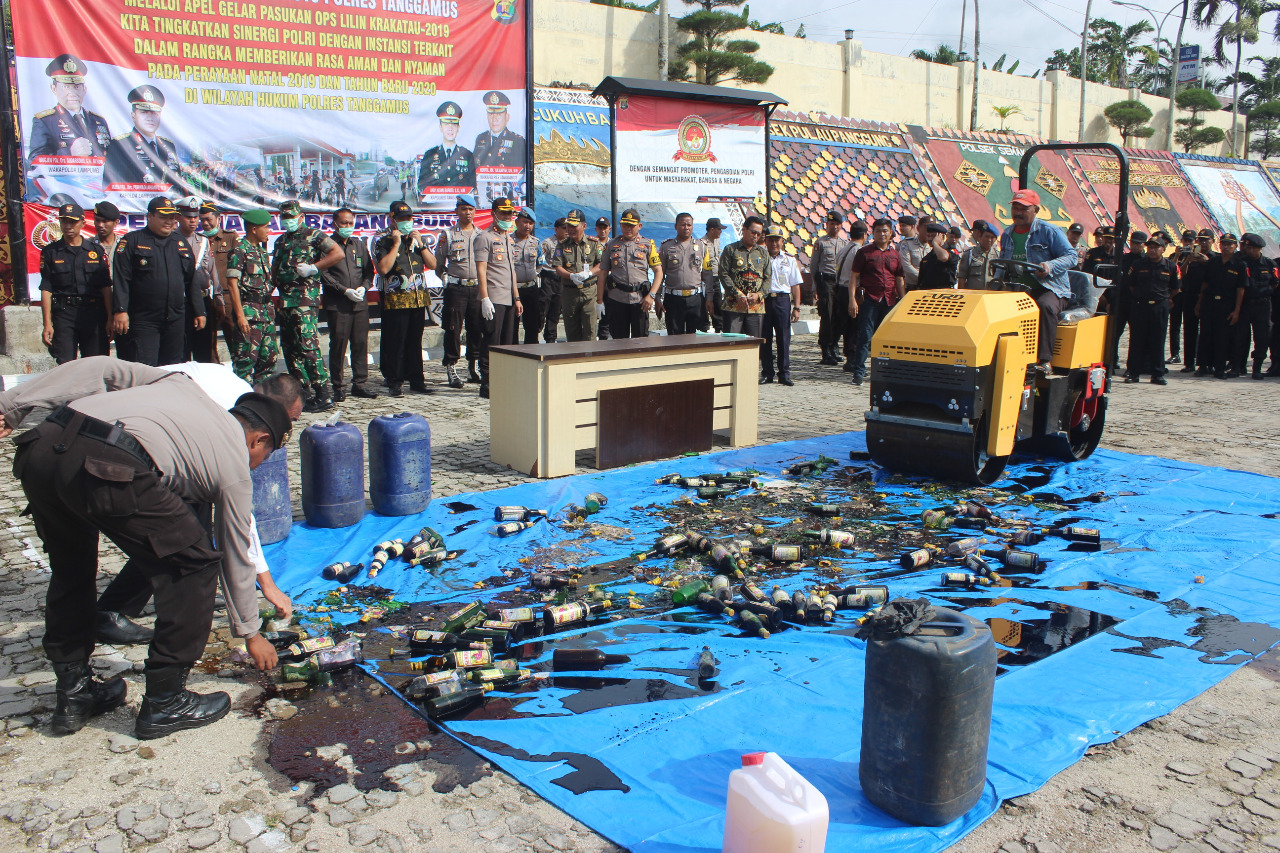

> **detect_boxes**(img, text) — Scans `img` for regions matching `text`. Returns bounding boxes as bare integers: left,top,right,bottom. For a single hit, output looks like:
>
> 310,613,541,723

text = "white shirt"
768,251,803,294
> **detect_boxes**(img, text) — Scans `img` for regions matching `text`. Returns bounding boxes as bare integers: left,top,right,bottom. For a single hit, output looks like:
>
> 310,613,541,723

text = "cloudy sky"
682,0,1280,78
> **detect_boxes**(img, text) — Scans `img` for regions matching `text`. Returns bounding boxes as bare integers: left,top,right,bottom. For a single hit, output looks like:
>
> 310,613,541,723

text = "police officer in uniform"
511,207,545,344
554,209,602,342
473,91,526,169
102,86,183,190
659,212,714,335
475,197,522,398
436,195,485,388
224,210,280,383
376,200,437,396
271,200,344,411
897,214,925,290
200,201,240,333
417,102,476,194
89,202,122,268
175,197,218,363
535,218,566,343
1194,233,1238,378
111,197,201,366
1230,233,1276,379
703,217,724,332
598,209,662,340
28,55,112,163
39,203,111,363
0,359,289,738
809,211,849,365
719,215,772,337
323,207,376,401
1123,234,1179,385
1082,226,1115,276
1175,228,1216,373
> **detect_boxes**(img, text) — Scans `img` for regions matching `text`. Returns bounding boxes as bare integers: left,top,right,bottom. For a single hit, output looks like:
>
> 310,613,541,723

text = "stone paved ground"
0,332,1276,853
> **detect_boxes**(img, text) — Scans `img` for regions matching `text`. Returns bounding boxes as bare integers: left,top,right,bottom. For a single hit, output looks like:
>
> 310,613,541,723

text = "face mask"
200,227,219,238
282,217,301,232
336,227,354,239
396,221,414,235
497,219,515,233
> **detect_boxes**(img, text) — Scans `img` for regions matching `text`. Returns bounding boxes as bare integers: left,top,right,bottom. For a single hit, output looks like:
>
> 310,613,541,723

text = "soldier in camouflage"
271,200,344,412
224,209,280,384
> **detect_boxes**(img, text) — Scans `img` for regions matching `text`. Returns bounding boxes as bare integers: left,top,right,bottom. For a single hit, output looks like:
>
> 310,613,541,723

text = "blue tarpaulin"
265,433,1280,853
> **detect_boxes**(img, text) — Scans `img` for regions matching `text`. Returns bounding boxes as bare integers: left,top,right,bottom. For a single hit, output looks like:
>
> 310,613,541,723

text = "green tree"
991,104,1022,131
1104,99,1157,145
911,43,961,65
1087,18,1156,89
1221,55,1280,153
590,0,660,9
1249,101,1280,158
1193,0,1267,156
1175,86,1229,151
669,0,776,85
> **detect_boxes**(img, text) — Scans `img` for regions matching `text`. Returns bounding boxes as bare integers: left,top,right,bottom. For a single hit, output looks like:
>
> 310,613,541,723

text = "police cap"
436,101,462,123
1219,233,1238,244
516,206,535,222
128,85,165,112
147,196,178,215
46,54,87,84
455,194,477,209
764,225,784,238
566,208,585,225
1240,232,1266,249
279,199,302,217
1069,222,1084,233
596,216,610,227
705,217,723,229
1182,229,1196,240
57,202,84,221
389,199,413,218
483,91,510,113
94,201,120,221
925,221,948,235
230,392,292,451
174,195,201,215
897,214,918,225
826,210,844,223
244,209,272,227
619,209,640,226
972,220,994,236
1197,228,1215,239
1144,235,1162,246
200,201,220,215
1099,226,1114,237
1130,230,1148,243
492,197,516,214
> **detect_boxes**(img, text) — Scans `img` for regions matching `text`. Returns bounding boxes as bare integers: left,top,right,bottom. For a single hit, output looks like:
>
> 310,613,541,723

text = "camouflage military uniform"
224,237,279,383
719,240,772,337
272,227,337,387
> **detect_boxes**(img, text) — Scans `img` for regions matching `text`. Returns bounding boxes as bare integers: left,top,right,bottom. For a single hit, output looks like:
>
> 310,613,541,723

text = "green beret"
244,209,272,227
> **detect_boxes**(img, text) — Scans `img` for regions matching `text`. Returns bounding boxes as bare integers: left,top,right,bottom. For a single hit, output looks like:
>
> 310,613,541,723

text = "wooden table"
488,334,761,478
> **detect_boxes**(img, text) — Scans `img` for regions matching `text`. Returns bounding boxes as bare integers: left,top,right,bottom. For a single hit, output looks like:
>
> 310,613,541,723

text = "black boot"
135,665,230,740
304,383,335,413
96,611,154,645
467,361,481,384
51,661,126,735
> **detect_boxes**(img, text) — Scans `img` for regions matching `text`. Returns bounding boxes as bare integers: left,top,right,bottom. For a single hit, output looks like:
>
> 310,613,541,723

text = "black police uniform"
39,237,111,363
29,106,112,162
1082,245,1114,277
102,131,183,188
1230,254,1276,377
1195,253,1237,377
1124,255,1178,379
473,128,526,169
112,230,200,366
1271,255,1280,376
1176,249,1214,371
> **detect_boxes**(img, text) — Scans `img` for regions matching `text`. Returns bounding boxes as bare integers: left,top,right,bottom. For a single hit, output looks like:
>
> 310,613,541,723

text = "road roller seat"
1060,269,1103,323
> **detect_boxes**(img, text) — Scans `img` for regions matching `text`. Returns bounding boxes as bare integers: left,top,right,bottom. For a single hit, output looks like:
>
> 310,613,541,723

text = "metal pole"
0,9,28,304
608,95,618,234
525,0,536,207
959,0,967,59
969,0,979,132
1167,0,1187,152
1080,0,1092,141
659,0,669,81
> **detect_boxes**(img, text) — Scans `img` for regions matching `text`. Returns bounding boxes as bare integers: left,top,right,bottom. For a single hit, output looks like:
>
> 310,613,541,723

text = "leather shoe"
780,376,794,386
478,385,490,399
1179,366,1195,373
760,376,774,384
51,661,126,735
1124,375,1139,383
96,611,154,645
1252,371,1265,380
850,375,864,386
135,665,230,740
409,383,432,394
467,364,482,384
1225,370,1241,378
332,389,347,403
1150,376,1168,385
350,385,379,399
386,383,403,397
1194,368,1210,376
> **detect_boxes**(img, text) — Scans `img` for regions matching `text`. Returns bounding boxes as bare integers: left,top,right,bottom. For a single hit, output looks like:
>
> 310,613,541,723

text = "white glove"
481,296,495,321
344,287,364,303
295,263,319,277
570,272,586,285
595,302,606,318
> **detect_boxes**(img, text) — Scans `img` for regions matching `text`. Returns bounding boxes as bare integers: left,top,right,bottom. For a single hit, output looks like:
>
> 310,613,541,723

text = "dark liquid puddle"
453,733,631,795
450,519,480,535
1111,613,1280,664
1000,465,1056,494
444,501,480,513
263,668,490,795
934,595,1123,669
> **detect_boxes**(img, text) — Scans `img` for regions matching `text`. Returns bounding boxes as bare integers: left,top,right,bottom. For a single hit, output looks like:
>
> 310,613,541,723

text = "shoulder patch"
34,108,54,119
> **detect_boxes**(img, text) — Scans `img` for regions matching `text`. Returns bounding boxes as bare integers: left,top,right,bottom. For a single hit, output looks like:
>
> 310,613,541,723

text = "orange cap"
1011,189,1040,208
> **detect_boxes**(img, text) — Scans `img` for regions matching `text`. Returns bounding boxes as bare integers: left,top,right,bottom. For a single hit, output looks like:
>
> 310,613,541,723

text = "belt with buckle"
608,281,644,293
51,294,100,307
517,281,537,287
447,277,478,286
668,288,700,297
46,406,158,473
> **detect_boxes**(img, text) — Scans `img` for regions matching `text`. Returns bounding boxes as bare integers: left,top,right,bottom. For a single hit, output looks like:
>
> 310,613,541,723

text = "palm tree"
991,104,1023,131
1193,0,1266,156
1221,54,1280,155
1087,19,1155,88
911,43,961,65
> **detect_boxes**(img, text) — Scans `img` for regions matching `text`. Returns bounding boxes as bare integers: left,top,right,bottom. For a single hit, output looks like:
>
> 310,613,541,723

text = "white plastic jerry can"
722,752,829,853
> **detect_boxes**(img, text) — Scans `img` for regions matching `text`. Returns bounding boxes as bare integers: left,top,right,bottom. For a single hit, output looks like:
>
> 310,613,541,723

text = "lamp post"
1110,0,1187,150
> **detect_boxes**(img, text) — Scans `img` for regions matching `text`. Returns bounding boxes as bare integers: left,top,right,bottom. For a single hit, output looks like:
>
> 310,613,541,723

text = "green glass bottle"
671,579,710,607
281,657,319,683
441,601,486,635
584,493,607,513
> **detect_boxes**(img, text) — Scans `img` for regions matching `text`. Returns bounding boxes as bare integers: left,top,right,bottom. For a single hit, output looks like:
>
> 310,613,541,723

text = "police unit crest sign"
614,95,766,205
7,0,531,214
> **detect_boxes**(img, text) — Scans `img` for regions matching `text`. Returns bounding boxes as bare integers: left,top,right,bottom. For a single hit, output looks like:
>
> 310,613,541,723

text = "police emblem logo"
63,59,76,73
491,0,517,23
142,88,155,102
674,115,715,164
446,104,457,117
139,258,148,266
489,93,500,105
87,251,97,260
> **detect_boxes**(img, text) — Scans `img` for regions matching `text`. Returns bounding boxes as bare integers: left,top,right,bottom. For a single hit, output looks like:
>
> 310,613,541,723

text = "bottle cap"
741,752,765,767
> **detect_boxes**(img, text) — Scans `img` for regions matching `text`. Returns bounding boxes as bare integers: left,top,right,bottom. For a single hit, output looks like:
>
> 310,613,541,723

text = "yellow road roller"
864,143,1129,485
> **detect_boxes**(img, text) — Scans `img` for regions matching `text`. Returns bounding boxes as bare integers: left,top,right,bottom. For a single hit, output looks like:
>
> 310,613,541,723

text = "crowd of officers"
39,190,1279,397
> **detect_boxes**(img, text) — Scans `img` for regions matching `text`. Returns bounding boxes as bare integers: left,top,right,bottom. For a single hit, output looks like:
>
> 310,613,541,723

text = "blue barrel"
368,412,432,516
300,422,365,528
859,607,996,826
250,446,292,544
